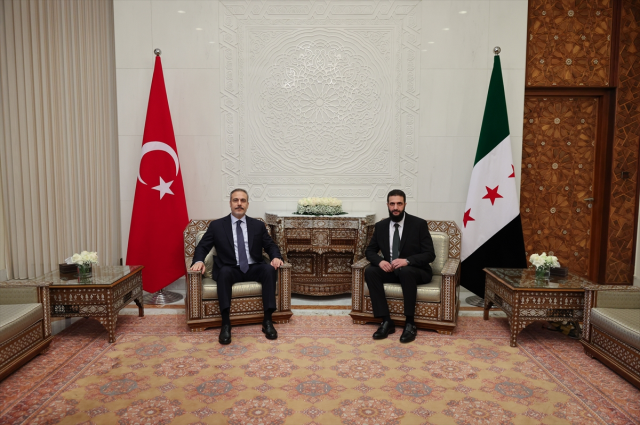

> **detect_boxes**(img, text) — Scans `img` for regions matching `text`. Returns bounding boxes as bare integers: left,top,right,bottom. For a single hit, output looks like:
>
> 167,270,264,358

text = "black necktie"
392,223,400,261
236,220,249,273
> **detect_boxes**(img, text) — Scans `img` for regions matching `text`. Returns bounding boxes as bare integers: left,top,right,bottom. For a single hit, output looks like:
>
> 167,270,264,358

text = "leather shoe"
400,323,417,343
262,320,278,340
219,324,232,345
373,320,396,340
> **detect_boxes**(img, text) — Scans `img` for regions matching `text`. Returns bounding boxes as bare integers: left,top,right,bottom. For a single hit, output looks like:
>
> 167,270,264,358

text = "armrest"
352,258,370,269
0,280,50,287
583,284,640,291
440,258,460,276
276,262,292,312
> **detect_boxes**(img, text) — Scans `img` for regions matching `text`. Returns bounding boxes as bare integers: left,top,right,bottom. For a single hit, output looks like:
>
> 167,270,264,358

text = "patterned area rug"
1,315,638,425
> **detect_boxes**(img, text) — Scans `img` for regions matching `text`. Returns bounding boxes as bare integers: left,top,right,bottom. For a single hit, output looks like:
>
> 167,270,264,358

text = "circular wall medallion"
568,10,574,16
550,207,556,213
566,58,573,65
552,163,558,169
554,118,561,124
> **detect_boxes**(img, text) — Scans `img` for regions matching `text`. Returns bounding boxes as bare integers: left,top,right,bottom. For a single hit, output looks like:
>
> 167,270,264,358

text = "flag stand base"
465,295,485,308
143,288,183,305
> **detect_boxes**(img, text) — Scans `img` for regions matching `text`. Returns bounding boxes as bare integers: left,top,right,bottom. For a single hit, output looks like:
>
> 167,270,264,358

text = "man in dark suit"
191,188,283,344
365,189,436,343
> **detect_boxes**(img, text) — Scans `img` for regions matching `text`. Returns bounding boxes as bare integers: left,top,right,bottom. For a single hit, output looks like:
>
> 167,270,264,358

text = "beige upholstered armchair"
350,220,461,334
184,219,293,332
581,284,640,389
0,280,53,381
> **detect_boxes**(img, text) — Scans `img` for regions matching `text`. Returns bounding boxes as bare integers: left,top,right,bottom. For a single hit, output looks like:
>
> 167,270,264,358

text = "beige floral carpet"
0,315,638,425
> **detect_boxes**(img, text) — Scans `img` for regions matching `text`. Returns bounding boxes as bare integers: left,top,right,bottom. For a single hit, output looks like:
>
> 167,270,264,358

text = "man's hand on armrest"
271,258,283,270
191,261,206,275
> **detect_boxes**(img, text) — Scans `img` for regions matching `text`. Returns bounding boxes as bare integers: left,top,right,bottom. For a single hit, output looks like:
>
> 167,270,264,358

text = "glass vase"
535,265,550,279
77,262,93,283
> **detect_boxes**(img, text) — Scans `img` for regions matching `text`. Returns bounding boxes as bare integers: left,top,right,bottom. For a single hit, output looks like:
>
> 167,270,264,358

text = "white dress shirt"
389,214,406,259
231,215,256,265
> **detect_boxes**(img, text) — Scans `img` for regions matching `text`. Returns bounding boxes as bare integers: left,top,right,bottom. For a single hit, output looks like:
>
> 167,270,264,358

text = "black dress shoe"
400,323,417,343
373,320,396,340
262,320,278,340
219,324,232,345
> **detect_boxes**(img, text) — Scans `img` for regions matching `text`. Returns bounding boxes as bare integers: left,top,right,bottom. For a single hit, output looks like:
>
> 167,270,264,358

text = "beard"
388,209,405,222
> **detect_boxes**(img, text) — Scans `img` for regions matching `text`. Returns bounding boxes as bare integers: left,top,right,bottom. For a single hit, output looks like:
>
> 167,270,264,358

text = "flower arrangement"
529,252,560,278
65,251,99,281
295,197,345,216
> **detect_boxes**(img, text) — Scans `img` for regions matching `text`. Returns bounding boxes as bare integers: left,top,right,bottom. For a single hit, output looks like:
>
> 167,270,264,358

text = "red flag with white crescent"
127,56,189,293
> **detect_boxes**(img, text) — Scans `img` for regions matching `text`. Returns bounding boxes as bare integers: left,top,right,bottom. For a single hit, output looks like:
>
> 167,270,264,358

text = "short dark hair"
387,189,406,203
230,188,249,201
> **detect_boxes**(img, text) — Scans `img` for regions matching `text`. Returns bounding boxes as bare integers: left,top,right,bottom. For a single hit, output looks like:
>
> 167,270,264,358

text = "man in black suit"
365,189,436,343
191,188,283,344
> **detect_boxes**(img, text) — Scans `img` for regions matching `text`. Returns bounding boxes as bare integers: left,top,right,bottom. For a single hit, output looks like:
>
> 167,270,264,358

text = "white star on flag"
152,176,174,199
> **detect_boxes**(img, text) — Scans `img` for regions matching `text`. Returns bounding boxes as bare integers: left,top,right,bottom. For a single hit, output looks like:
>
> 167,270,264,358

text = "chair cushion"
591,308,640,351
0,303,43,342
196,230,217,279
0,287,38,305
430,232,449,275
596,291,640,309
203,278,275,300
364,275,442,303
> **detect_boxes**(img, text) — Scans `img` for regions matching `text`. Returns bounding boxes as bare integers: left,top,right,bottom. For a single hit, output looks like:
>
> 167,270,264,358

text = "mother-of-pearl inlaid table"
266,212,375,296
9,266,144,343
483,267,593,347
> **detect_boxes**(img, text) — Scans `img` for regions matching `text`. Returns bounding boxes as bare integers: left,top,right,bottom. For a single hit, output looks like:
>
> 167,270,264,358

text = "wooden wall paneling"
604,0,640,283
527,0,614,87
521,95,600,277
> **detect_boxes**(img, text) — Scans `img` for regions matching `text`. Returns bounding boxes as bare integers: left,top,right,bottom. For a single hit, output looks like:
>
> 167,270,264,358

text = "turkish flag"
127,56,189,293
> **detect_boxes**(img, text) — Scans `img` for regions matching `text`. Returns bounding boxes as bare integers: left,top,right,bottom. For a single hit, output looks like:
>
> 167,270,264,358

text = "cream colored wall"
0,185,6,281
114,0,528,268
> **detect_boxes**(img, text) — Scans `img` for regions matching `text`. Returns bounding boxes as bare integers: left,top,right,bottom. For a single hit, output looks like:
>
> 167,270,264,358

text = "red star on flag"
482,185,503,205
508,164,515,178
463,208,475,228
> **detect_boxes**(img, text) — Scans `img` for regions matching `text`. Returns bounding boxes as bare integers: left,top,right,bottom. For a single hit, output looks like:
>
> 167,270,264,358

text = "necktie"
236,220,249,273
392,223,400,261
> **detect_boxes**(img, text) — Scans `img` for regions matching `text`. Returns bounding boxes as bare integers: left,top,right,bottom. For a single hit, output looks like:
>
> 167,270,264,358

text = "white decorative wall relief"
220,1,420,201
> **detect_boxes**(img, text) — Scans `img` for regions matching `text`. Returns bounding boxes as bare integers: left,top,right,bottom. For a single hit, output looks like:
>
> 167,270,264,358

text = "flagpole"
139,47,185,306
464,46,503,309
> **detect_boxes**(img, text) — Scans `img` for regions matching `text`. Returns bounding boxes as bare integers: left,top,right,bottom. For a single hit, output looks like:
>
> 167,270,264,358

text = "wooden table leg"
483,300,494,320
134,297,144,317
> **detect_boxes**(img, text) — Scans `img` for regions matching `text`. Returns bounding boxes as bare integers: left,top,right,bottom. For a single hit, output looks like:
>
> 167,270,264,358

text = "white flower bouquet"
295,197,345,216
529,252,560,278
66,251,99,266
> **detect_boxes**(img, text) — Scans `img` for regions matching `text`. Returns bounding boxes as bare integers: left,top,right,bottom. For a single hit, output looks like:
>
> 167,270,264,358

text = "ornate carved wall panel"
526,0,613,87
605,0,640,283
219,1,420,201
521,97,598,276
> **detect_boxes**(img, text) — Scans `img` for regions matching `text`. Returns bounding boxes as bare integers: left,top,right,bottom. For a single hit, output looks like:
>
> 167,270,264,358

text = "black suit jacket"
365,213,436,275
191,214,282,281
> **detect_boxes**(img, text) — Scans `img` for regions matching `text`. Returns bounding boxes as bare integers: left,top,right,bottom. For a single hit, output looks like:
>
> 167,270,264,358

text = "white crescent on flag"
137,141,180,185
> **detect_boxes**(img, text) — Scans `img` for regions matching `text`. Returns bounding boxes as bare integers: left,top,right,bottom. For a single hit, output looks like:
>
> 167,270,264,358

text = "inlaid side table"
266,212,375,296
483,268,592,347
22,266,144,343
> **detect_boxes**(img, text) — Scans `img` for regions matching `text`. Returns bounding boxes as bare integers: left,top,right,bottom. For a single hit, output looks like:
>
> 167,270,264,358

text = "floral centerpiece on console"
66,251,99,281
529,252,560,279
295,197,346,216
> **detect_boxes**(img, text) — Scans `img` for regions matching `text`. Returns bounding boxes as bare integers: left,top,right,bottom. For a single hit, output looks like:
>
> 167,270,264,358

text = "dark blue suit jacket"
191,214,282,281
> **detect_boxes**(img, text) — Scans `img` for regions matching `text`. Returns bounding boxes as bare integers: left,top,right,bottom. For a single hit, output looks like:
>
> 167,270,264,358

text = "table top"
266,211,375,218
483,267,592,291
8,265,144,288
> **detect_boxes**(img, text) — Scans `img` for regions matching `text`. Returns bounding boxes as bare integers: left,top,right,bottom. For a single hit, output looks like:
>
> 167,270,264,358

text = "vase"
535,266,550,279
77,262,93,283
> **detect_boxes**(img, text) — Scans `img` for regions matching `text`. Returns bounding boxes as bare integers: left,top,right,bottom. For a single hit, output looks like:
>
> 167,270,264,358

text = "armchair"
581,284,640,389
184,219,293,332
350,220,461,334
0,280,53,381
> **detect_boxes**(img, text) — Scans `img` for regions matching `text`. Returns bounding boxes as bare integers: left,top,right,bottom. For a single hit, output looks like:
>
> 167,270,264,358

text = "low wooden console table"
483,268,592,347
25,266,144,343
266,212,375,296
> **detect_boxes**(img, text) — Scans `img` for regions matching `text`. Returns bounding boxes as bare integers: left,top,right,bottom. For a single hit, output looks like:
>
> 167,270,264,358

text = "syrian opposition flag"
127,55,189,293
460,54,527,297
